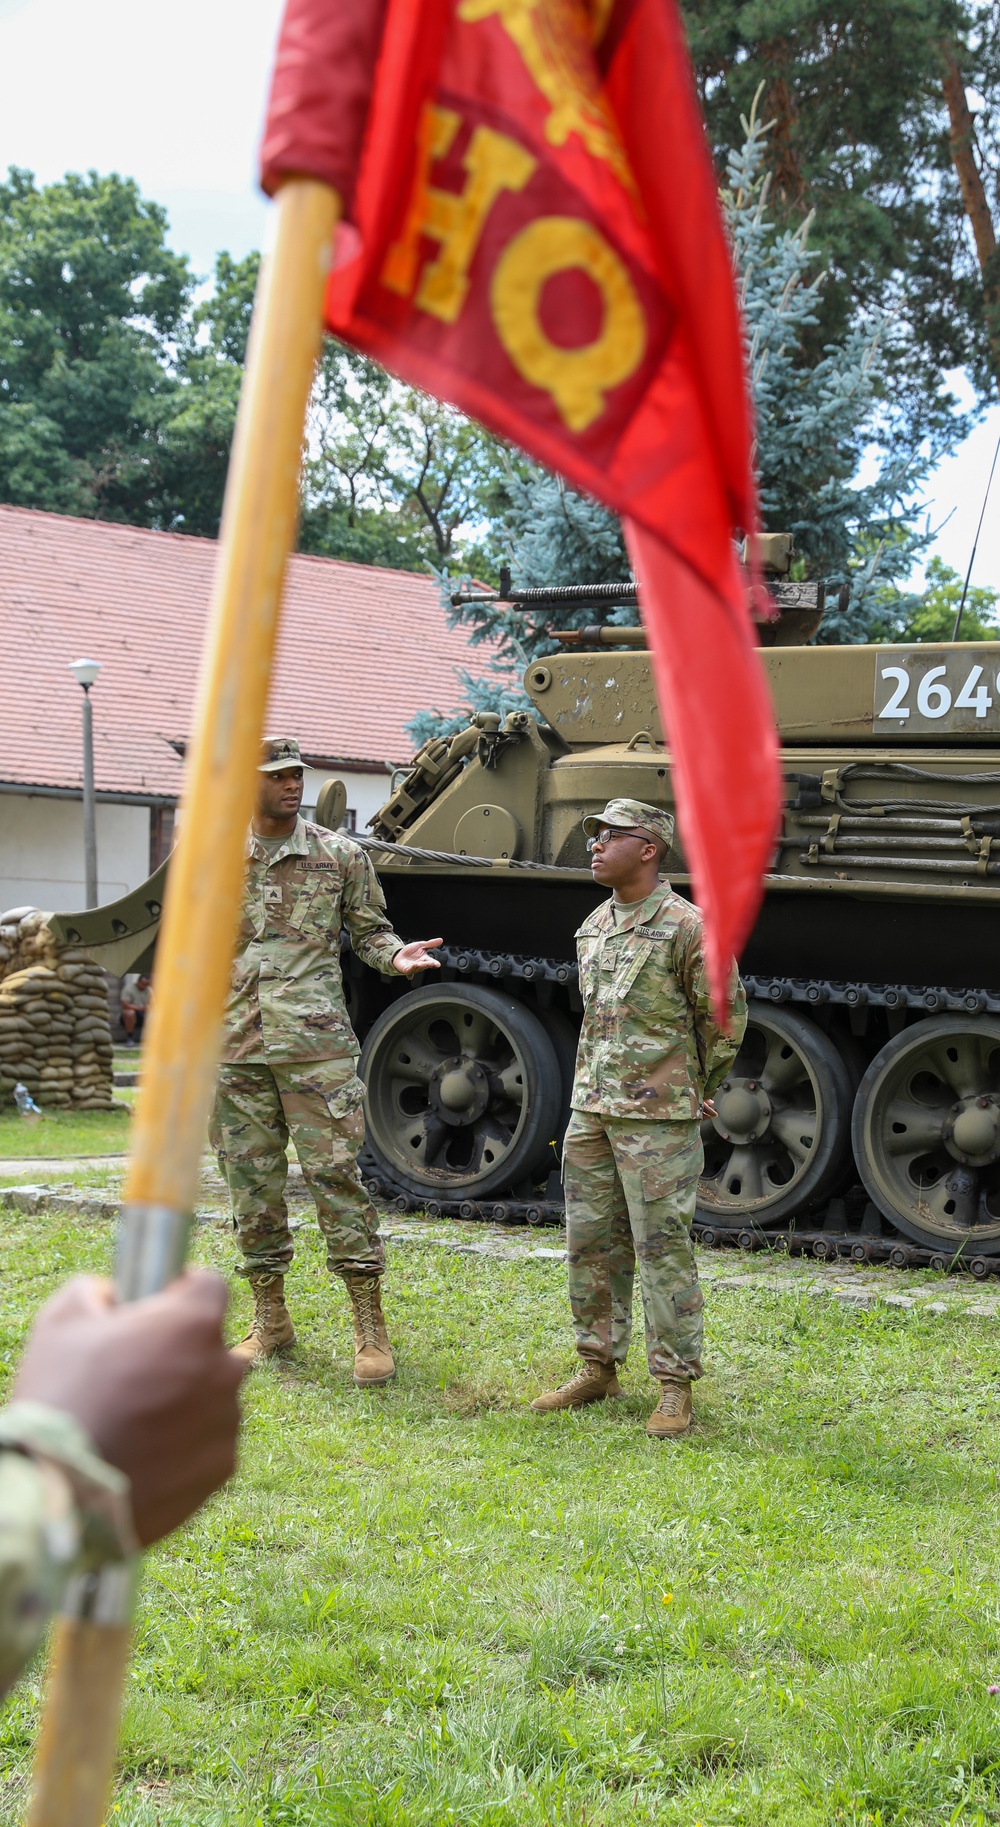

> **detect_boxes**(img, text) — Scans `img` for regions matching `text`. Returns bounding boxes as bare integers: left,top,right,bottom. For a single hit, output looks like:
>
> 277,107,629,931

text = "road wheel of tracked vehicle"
696,1003,853,1228
360,984,562,1201
852,1015,1000,1254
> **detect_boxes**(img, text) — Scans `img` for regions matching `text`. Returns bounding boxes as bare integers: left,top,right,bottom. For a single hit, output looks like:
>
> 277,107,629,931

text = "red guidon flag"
261,0,780,1017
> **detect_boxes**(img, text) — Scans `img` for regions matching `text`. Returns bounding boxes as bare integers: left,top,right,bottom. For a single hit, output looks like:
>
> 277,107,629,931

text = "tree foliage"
0,170,264,537
155,251,261,537
3,58,994,745
407,473,636,745
876,555,1000,640
0,173,512,559
680,0,1000,414
725,104,933,640
0,167,190,521
299,341,513,574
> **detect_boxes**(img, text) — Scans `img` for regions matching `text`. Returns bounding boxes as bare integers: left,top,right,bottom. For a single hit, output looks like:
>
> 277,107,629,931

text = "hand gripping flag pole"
25,175,341,1827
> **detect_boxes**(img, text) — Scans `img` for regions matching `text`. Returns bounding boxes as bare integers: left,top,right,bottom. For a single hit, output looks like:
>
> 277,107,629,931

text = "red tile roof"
0,506,506,799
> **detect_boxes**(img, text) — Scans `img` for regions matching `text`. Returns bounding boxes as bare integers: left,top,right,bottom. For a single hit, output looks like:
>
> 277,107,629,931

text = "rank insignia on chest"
263,885,283,906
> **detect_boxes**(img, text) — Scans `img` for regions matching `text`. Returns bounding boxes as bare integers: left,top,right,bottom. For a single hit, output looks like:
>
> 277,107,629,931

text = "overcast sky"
1,0,997,596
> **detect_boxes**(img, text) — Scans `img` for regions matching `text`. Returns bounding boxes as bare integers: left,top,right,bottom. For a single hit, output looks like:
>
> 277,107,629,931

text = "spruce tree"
725,102,933,641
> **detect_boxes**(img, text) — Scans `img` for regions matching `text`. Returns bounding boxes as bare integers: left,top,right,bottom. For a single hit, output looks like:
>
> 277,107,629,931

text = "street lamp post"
68,658,102,909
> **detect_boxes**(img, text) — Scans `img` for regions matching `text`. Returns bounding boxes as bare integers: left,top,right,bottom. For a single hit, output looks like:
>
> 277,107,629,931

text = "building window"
149,805,176,872
343,809,357,831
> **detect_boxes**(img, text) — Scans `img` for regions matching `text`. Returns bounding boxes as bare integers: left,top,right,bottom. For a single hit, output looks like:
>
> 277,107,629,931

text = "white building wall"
0,764,396,919
302,767,393,832
0,795,151,917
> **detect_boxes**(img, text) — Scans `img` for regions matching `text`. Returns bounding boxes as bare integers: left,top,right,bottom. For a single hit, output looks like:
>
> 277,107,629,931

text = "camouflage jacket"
572,882,747,1121
222,819,405,1065
0,1403,134,1698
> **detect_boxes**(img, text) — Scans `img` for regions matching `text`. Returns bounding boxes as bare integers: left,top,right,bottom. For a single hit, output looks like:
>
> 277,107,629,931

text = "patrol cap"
258,737,303,774
582,798,675,849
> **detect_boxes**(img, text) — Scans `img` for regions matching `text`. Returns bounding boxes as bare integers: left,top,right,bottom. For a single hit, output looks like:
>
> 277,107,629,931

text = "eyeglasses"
586,828,647,852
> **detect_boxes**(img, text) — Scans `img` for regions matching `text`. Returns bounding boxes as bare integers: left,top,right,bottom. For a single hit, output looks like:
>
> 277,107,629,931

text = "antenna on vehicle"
952,419,1000,640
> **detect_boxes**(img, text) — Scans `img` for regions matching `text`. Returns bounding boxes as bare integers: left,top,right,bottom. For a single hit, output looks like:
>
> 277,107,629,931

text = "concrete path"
2,1168,999,1322
0,1154,128,1174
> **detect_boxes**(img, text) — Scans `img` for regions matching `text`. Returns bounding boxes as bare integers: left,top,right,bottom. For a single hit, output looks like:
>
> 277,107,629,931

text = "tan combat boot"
343,1274,396,1387
530,1360,623,1412
230,1272,296,1366
646,1379,692,1439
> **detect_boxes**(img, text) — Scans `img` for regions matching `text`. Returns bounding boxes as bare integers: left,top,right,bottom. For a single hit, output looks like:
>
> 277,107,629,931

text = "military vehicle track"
359,1159,1000,1278
356,943,1000,1278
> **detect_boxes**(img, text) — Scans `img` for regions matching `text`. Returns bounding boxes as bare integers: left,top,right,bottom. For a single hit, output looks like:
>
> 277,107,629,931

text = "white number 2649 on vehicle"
874,649,1000,732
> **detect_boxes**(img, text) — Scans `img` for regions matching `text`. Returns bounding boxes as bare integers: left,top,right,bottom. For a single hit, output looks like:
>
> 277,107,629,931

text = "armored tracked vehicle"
54,541,1000,1270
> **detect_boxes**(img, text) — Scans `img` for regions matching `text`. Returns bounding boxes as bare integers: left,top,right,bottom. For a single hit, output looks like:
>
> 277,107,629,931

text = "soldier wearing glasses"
532,799,747,1438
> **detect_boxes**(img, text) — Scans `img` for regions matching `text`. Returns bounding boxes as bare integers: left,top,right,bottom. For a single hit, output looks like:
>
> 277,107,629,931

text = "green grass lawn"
1,1204,999,1826
0,1104,131,1160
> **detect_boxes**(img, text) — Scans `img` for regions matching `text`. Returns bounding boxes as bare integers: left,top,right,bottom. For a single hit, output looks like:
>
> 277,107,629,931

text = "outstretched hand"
393,938,444,975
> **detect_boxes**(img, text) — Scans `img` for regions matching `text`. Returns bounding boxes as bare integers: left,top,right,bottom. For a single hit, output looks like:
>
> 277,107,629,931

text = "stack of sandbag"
0,909,114,1110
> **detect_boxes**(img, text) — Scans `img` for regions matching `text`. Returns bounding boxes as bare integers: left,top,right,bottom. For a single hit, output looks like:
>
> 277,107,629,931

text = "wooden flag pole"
25,174,341,1827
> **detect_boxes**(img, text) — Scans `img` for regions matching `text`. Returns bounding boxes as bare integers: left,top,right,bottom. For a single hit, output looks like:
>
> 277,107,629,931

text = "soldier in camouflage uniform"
532,799,747,1438
211,738,441,1384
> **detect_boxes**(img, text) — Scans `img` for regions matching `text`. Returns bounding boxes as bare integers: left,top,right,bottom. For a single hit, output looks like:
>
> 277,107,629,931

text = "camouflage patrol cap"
582,798,675,849
258,737,303,774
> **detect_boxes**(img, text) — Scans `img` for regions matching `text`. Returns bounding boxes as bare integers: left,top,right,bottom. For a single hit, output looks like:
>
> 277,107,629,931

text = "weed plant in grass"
0,1104,131,1160
0,1206,998,1825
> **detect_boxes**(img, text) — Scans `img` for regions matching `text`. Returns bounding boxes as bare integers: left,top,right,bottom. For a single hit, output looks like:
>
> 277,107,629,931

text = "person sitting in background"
0,1269,242,1697
120,973,151,1047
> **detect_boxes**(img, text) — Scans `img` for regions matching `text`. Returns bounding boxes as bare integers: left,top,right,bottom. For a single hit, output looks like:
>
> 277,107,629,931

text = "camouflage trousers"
563,1111,704,1382
209,1060,384,1280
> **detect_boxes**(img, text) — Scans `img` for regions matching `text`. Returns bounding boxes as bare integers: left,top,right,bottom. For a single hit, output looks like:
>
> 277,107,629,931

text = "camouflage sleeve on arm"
0,1403,135,1698
0,1450,77,1697
676,920,748,1100
340,845,406,974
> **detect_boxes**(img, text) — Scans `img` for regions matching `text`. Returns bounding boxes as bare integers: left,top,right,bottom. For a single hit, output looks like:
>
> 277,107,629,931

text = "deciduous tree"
157,252,260,537
876,555,1000,640
300,340,513,574
0,167,191,521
